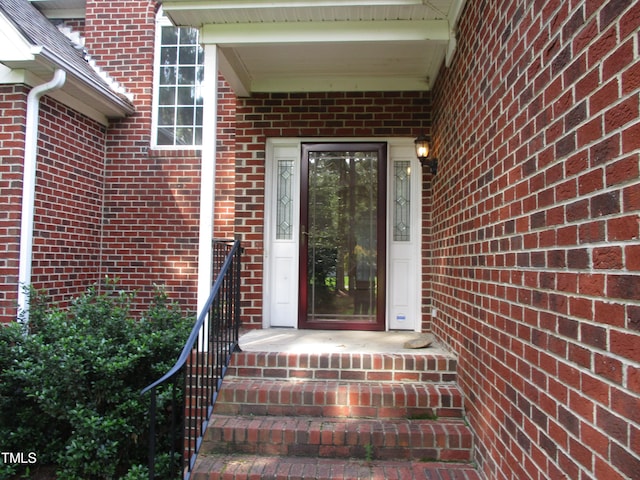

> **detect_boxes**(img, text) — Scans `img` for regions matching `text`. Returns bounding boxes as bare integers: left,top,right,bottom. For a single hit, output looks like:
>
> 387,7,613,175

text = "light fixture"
414,134,438,175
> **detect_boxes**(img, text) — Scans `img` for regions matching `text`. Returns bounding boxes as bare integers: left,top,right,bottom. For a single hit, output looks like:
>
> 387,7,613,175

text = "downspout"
17,69,67,321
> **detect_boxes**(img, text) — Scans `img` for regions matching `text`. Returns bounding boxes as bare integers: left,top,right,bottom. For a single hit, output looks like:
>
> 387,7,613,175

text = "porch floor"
238,328,451,355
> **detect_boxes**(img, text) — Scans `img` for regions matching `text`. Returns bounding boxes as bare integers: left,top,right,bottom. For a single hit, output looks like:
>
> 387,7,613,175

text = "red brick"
611,439,640,478
626,245,640,271
603,38,635,81
593,246,623,269
589,79,620,115
605,96,639,134
610,329,640,363
594,456,628,480
621,120,640,153
607,215,639,241
593,300,626,327
581,372,610,405
606,155,640,186
607,274,640,301
594,353,623,384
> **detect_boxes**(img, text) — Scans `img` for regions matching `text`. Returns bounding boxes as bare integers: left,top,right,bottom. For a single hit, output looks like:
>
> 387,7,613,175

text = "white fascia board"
0,61,124,125
201,19,449,45
0,65,109,125
13,69,111,125
34,51,134,117
0,64,27,83
0,13,39,62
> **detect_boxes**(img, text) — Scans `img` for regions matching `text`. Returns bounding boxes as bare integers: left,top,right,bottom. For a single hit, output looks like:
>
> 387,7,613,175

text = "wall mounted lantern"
414,135,438,175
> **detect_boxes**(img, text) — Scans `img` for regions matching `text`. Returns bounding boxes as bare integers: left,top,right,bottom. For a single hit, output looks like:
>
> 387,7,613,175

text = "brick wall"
421,174,435,333
79,1,235,314
0,85,27,322
0,89,108,321
432,0,640,478
235,91,432,328
84,0,191,310
30,97,107,307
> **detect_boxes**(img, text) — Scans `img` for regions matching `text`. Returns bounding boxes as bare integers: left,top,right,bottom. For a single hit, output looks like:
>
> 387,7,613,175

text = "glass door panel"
299,143,386,330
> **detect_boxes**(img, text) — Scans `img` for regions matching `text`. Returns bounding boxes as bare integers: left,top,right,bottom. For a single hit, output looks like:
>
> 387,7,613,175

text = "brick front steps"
192,350,479,480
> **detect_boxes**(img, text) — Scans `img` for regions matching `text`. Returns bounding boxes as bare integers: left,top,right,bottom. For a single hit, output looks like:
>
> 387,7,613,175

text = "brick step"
192,453,481,480
227,351,458,383
202,415,473,462
214,378,465,419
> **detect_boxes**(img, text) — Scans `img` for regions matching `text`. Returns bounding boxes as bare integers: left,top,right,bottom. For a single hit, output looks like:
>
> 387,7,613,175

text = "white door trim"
263,137,422,331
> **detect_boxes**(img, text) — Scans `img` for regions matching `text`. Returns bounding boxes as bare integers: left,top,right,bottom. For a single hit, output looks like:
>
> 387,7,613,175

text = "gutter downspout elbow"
17,69,66,322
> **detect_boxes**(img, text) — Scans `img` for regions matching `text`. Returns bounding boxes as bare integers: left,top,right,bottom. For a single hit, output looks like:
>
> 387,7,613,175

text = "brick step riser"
213,379,465,419
192,455,482,480
203,416,473,463
228,352,458,383
214,403,463,419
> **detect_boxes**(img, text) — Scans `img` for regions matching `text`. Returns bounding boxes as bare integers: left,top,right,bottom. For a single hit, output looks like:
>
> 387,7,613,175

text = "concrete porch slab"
238,328,452,355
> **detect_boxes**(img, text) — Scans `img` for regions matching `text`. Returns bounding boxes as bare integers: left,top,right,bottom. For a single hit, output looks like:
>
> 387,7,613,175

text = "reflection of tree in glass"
307,152,378,317
156,25,204,146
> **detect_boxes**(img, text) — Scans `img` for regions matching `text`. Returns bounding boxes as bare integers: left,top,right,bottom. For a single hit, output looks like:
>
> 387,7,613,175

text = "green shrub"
0,281,193,479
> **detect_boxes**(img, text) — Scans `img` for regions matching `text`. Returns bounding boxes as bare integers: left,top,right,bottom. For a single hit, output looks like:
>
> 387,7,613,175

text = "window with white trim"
152,13,204,148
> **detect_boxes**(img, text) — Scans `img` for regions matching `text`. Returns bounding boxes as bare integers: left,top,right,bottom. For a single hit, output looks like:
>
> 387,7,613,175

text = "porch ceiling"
162,0,467,96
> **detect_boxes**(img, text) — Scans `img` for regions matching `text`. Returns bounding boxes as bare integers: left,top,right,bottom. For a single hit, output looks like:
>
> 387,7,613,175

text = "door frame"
263,137,422,332
298,142,387,331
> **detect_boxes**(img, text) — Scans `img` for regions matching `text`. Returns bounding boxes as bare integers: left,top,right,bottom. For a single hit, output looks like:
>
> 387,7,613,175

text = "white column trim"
197,45,219,315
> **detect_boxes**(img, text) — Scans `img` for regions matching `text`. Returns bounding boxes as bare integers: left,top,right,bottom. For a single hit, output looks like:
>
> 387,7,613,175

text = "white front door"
263,138,422,331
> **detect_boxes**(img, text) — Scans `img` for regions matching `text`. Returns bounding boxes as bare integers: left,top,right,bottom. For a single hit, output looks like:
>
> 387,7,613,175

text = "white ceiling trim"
164,0,437,14
200,19,450,45
248,74,433,94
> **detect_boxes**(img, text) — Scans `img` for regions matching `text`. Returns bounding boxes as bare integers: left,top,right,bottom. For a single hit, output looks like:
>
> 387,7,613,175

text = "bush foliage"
0,281,193,479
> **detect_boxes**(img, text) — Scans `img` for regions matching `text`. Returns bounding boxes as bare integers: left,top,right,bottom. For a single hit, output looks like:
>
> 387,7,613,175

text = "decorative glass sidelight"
393,161,411,241
276,160,294,239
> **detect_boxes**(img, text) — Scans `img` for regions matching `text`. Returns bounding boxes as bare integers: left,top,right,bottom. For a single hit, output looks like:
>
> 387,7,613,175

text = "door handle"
301,225,312,243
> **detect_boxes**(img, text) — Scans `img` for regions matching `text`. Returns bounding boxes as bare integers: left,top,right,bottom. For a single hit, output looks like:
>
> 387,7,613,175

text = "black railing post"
148,388,156,479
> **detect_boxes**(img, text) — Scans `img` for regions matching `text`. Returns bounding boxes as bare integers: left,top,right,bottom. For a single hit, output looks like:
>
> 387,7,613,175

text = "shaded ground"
10,465,57,479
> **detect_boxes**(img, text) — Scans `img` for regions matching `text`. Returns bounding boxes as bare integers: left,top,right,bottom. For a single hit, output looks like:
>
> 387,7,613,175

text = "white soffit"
163,0,467,96
29,0,85,19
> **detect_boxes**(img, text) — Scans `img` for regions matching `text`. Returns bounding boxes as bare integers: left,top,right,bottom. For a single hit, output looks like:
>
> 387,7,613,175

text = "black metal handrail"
141,239,242,480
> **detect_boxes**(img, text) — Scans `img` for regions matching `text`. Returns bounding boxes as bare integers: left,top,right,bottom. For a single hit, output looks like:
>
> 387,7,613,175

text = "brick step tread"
214,378,465,419
192,453,481,480
228,351,457,383
203,415,473,462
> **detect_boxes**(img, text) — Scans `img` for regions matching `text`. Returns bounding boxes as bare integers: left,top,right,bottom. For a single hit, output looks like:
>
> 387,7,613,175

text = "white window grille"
152,12,204,148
